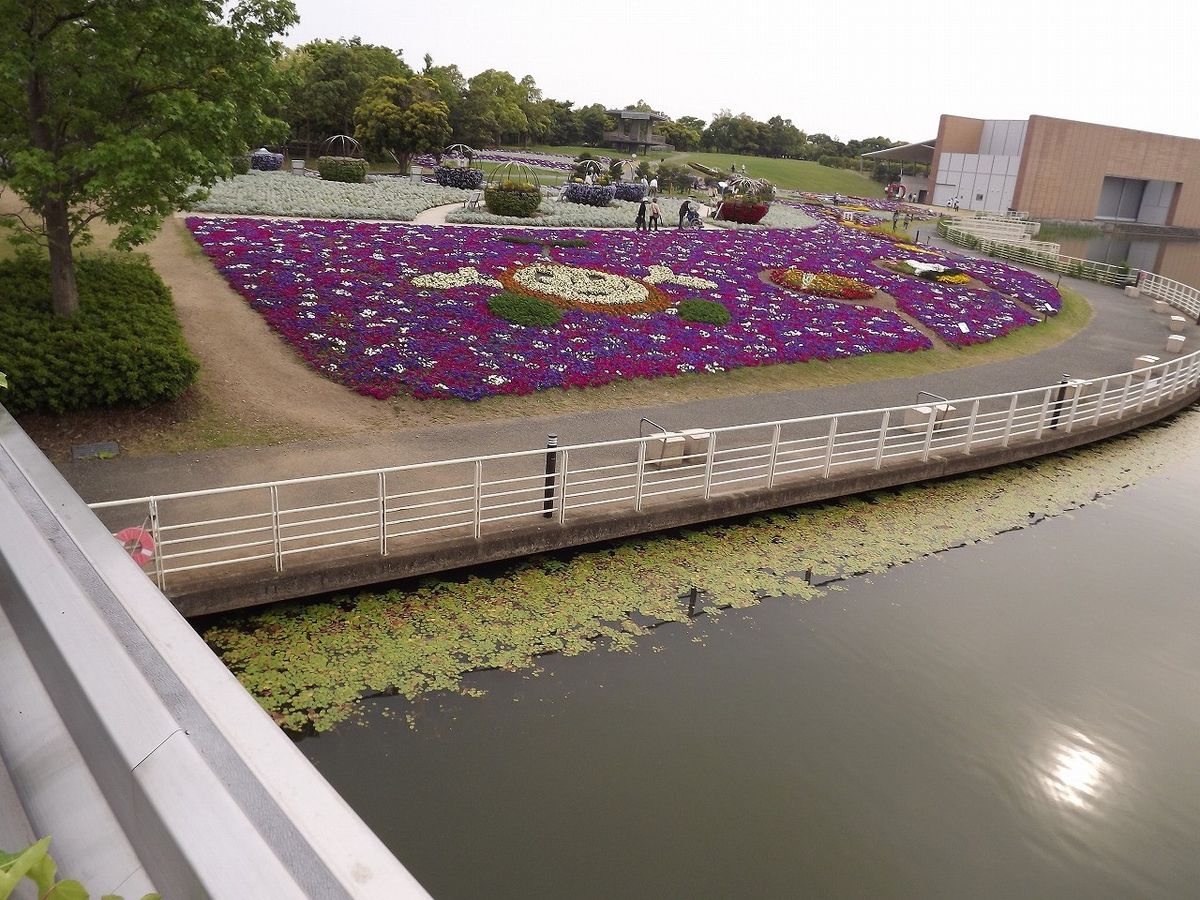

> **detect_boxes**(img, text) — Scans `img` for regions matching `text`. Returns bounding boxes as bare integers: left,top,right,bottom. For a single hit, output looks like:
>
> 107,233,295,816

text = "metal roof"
860,140,937,163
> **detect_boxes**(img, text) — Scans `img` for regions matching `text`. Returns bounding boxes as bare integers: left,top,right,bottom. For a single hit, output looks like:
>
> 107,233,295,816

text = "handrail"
92,350,1200,511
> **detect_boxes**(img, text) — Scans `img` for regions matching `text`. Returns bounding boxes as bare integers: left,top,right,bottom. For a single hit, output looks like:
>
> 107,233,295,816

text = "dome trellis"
320,134,362,157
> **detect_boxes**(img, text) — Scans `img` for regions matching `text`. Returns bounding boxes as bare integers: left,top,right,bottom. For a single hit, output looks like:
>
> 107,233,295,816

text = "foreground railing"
90,348,1200,595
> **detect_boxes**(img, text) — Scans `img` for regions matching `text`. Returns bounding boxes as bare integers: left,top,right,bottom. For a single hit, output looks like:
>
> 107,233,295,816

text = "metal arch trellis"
441,143,481,170
320,134,362,157
486,159,541,190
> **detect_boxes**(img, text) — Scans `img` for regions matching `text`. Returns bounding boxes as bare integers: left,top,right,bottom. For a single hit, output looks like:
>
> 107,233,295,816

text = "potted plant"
715,175,774,224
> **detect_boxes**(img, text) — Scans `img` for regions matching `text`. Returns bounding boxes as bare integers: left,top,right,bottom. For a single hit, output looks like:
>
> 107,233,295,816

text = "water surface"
299,418,1200,899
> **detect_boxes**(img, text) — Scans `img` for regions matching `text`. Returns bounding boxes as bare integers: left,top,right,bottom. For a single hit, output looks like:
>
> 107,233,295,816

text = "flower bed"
717,199,770,224
561,182,617,206
614,183,647,202
189,172,469,220
497,262,670,314
769,269,876,300
186,218,1061,399
435,166,485,190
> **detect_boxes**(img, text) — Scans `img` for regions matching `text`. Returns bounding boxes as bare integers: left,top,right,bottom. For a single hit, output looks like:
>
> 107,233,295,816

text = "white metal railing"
90,347,1200,595
1140,272,1200,318
939,218,1139,287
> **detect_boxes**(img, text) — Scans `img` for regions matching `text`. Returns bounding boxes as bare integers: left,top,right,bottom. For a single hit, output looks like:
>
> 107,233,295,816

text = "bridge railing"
90,348,1200,595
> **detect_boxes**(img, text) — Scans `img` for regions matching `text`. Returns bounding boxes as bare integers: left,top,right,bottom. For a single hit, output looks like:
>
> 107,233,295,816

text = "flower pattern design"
186,217,1061,400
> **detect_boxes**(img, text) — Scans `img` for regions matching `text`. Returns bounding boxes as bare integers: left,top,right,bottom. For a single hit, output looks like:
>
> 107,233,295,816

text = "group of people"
635,196,700,231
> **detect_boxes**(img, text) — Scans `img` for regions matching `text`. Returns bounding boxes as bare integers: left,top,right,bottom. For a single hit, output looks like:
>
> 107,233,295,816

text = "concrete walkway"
64,267,1197,505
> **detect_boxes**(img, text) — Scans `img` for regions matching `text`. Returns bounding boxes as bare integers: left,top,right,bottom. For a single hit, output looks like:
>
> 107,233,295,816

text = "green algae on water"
203,412,1200,733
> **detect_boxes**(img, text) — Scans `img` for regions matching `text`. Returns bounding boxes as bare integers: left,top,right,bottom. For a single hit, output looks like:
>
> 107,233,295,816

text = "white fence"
91,349,1200,595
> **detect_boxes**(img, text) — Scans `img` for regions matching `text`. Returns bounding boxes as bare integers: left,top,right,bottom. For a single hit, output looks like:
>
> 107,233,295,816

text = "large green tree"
354,74,451,173
280,38,410,149
0,0,297,316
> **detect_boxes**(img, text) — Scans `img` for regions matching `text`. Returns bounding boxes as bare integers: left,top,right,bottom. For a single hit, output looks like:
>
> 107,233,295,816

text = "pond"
1056,232,1200,291
264,411,1200,898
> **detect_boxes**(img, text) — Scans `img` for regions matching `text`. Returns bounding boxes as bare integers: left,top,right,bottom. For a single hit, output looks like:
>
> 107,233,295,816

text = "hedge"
677,298,732,326
0,256,199,414
562,182,617,206
487,292,563,327
231,154,251,175
435,166,485,189
484,182,541,217
317,156,368,183
250,149,284,171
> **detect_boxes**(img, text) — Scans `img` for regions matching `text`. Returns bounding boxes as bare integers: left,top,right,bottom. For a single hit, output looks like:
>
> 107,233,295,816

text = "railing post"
873,410,890,469
557,449,569,525
377,471,388,556
1153,363,1167,406
963,400,979,454
1092,378,1109,425
1117,373,1133,417
703,432,717,499
1034,387,1053,439
821,418,838,477
472,460,482,539
766,425,781,488
148,497,166,591
1064,384,1083,433
1001,394,1017,447
269,485,282,573
634,440,647,512
1137,369,1151,412
920,409,936,462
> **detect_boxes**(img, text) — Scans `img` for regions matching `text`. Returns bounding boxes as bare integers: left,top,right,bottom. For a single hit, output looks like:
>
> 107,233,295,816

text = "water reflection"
1042,732,1109,811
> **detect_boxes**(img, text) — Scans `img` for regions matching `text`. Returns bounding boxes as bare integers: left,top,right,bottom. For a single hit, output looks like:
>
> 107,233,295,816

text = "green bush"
500,235,591,248
485,181,541,217
231,153,251,175
677,298,732,326
487,292,563,327
0,255,199,414
317,156,368,183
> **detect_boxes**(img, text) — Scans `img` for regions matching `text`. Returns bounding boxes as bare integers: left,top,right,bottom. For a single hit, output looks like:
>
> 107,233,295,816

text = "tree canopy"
0,0,297,315
354,74,452,172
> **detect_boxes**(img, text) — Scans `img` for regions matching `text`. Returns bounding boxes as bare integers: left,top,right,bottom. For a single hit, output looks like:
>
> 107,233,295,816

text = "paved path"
65,265,1196,505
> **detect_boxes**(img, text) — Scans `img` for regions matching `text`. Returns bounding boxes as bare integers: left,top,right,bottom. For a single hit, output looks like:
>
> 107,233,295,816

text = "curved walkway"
66,263,1197,505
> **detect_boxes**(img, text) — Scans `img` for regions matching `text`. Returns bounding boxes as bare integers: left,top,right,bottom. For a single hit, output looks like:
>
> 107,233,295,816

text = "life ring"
115,527,155,565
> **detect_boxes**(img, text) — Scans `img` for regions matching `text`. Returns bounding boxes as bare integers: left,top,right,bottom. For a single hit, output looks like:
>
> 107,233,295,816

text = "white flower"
411,267,502,289
508,263,650,307
644,265,718,290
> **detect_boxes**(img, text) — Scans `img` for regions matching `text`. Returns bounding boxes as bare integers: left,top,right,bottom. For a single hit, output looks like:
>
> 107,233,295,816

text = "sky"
286,0,1200,143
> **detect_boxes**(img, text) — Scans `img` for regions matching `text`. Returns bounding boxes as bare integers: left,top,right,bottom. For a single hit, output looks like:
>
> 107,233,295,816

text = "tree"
421,54,466,137
354,74,451,172
765,116,805,158
0,0,298,316
660,121,701,151
459,69,528,146
578,104,612,145
280,37,410,149
676,116,706,133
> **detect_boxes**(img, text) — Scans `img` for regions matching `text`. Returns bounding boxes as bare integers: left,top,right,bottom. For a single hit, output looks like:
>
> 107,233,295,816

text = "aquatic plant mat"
204,410,1200,732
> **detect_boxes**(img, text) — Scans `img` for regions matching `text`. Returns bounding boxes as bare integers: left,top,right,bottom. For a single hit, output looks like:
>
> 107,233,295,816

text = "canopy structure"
860,139,937,164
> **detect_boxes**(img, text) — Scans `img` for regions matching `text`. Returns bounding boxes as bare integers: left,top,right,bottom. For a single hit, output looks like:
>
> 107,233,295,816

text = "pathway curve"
67,268,1195,505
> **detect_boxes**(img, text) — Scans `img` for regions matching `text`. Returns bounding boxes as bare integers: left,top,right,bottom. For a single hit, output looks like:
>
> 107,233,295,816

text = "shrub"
0,255,199,414
500,235,591,248
317,156,368,183
677,298,732,326
231,154,251,175
613,183,646,202
561,182,617,206
484,181,541,217
250,148,284,171
435,166,485,189
487,291,563,327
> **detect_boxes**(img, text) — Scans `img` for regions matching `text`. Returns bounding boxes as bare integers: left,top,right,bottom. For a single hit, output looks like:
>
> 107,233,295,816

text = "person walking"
892,208,900,230
635,197,649,231
678,198,692,228
649,197,663,231
640,176,649,195
649,176,658,197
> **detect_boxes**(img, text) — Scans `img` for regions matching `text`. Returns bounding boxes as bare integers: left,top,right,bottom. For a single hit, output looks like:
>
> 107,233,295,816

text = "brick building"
864,114,1200,227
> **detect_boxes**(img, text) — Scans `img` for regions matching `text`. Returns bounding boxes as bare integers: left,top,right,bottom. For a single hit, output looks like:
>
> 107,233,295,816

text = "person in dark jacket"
678,198,691,228
635,198,649,231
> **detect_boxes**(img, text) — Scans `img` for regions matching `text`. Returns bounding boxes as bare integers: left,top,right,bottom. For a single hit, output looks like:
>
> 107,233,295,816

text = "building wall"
1013,116,1200,227
929,117,1025,212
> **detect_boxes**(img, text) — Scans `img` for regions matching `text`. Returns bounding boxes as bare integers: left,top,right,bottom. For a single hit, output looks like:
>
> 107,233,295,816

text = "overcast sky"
287,0,1199,142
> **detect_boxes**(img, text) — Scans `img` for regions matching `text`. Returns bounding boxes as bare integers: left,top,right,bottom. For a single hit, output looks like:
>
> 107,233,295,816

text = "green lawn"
500,145,885,197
